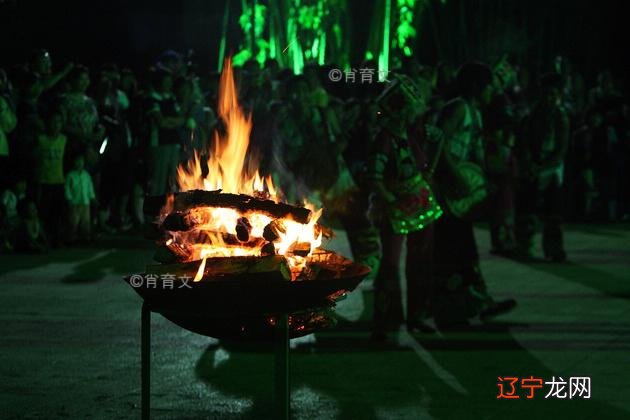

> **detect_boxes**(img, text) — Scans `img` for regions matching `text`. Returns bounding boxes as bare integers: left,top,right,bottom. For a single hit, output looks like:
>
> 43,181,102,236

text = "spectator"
13,200,47,253
95,63,133,230
0,179,27,252
430,62,516,326
175,76,212,160
516,73,570,261
0,82,17,190
12,70,42,182
65,154,96,243
29,49,74,100
34,106,66,246
146,68,184,196
60,65,104,172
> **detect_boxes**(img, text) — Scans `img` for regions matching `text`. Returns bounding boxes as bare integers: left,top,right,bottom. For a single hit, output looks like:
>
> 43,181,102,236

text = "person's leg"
165,144,181,193
432,212,516,325
372,224,405,337
541,180,566,261
78,205,91,239
51,185,66,245
487,173,504,253
431,213,472,326
67,205,80,243
405,225,435,332
148,146,166,196
338,189,381,285
515,179,538,258
461,217,518,319
493,171,517,254
116,153,133,229
37,184,57,245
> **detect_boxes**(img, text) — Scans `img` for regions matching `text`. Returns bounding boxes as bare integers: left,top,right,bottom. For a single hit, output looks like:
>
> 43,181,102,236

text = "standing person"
0,82,17,190
430,62,516,327
28,49,73,100
175,76,211,160
34,107,66,246
337,98,382,291
14,200,48,253
60,65,105,173
367,76,443,340
64,154,95,243
120,68,147,226
483,76,518,255
61,65,107,233
1,178,27,252
146,69,184,196
12,70,42,184
516,73,570,261
95,64,133,230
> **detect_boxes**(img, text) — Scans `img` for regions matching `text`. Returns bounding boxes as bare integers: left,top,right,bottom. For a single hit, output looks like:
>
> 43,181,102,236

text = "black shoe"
545,252,567,263
434,319,470,331
370,330,388,342
480,298,517,320
407,321,436,334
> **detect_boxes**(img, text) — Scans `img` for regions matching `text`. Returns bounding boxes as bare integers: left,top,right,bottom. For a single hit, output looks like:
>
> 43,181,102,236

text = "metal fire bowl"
124,254,369,340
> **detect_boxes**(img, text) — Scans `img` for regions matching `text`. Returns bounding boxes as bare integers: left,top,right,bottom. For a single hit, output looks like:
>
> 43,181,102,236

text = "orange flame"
177,59,276,197
171,58,323,281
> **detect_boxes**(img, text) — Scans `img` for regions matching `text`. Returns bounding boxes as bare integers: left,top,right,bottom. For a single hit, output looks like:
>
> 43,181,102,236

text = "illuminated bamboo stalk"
379,0,392,81
318,31,326,65
269,10,276,59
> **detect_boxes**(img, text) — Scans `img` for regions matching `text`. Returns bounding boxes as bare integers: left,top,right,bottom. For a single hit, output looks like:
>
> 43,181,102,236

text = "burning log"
153,242,190,264
162,212,196,231
146,255,291,280
261,242,276,256
263,219,285,242
287,242,312,257
144,190,312,224
190,231,265,249
315,224,334,240
235,217,252,242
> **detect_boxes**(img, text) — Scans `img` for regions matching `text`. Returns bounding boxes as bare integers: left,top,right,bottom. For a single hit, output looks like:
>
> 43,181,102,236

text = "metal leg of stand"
141,303,151,420
274,313,290,420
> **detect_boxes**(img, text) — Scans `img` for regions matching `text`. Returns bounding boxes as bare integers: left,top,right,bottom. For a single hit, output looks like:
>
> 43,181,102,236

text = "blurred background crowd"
0,40,629,339
0,49,627,254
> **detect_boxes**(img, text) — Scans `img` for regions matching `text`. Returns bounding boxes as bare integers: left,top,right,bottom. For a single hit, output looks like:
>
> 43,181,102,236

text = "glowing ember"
165,58,324,281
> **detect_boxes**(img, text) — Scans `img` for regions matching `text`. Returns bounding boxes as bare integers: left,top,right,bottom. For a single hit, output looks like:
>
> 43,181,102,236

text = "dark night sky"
0,0,233,72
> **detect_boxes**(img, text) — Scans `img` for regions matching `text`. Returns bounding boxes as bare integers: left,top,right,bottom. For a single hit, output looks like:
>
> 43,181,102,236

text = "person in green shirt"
35,108,66,246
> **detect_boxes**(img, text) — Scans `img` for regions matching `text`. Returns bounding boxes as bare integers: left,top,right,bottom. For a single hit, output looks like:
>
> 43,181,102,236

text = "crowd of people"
0,48,627,334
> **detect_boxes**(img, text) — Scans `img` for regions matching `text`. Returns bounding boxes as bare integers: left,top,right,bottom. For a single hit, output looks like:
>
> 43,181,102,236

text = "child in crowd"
64,154,96,243
0,178,28,251
34,107,67,246
13,200,47,253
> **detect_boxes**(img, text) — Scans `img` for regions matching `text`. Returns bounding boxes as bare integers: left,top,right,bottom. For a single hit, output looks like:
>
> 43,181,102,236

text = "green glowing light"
234,1,269,68
318,32,326,65
394,0,417,58
217,0,230,72
379,0,392,82
230,0,342,73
